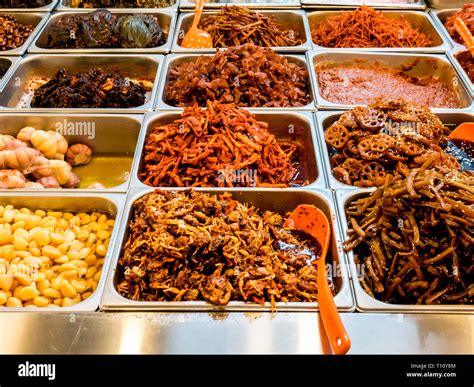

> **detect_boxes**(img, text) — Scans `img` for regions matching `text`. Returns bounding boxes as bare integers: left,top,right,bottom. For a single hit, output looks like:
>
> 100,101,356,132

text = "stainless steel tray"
130,110,327,189
0,54,164,113
307,10,452,53
179,0,301,10
0,12,50,56
301,0,426,10
426,0,466,9
57,0,179,11
0,192,126,312
29,10,177,54
156,53,315,111
0,113,143,192
0,56,20,91
336,187,474,313
447,49,474,97
307,50,473,112
430,9,463,50
316,110,474,190
0,0,58,12
101,188,355,311
171,9,312,53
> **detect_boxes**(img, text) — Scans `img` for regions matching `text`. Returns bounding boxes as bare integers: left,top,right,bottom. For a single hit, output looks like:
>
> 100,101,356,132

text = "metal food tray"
307,50,473,112
0,0,58,12
57,0,179,11
426,0,466,9
307,10,451,53
101,188,355,312
430,9,463,50
0,54,164,113
0,56,20,91
156,53,316,111
447,49,474,97
336,184,474,313
301,0,426,10
0,114,143,192
316,110,474,190
130,110,327,189
0,192,126,312
171,10,312,53
29,10,177,54
179,0,301,10
0,12,50,56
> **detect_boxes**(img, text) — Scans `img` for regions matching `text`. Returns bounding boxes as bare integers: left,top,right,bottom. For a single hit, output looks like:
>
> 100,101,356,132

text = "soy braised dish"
344,165,473,305
191,6,303,48
42,10,165,49
165,44,311,108
117,190,332,309
325,99,459,187
139,101,308,188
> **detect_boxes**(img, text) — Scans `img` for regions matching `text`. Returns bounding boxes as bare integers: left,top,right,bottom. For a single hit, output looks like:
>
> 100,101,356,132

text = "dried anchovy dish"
140,102,306,187
30,68,148,109
165,44,311,108
197,6,302,48
117,190,329,308
344,165,474,305
326,99,457,187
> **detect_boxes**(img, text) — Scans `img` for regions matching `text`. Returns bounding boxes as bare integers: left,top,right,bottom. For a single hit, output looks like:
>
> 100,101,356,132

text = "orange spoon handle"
317,260,351,355
191,0,205,29
454,17,474,56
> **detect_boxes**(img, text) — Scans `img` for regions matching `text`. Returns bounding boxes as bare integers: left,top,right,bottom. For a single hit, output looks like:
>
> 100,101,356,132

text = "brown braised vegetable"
444,4,474,45
0,0,50,8
66,144,93,166
455,50,474,84
344,165,474,305
326,99,457,187
0,15,34,51
139,101,306,188
117,190,329,309
68,0,175,8
197,6,302,48
165,44,310,108
31,68,147,109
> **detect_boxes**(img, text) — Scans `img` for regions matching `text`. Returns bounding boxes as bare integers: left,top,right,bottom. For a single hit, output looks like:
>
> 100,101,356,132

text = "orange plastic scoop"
285,205,351,355
454,17,474,57
181,0,213,49
449,122,474,143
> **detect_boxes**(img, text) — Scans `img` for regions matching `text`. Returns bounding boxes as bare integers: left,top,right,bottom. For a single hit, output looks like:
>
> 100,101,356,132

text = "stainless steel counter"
0,312,472,354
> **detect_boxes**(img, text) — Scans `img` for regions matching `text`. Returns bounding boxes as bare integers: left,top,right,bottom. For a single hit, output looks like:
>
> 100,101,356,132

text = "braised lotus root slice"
357,137,384,160
387,110,420,123
386,147,408,162
325,123,350,150
338,111,358,129
369,134,396,153
330,153,345,167
400,140,424,156
371,99,406,112
333,166,351,185
359,161,386,186
345,139,360,155
340,158,363,181
353,107,387,131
